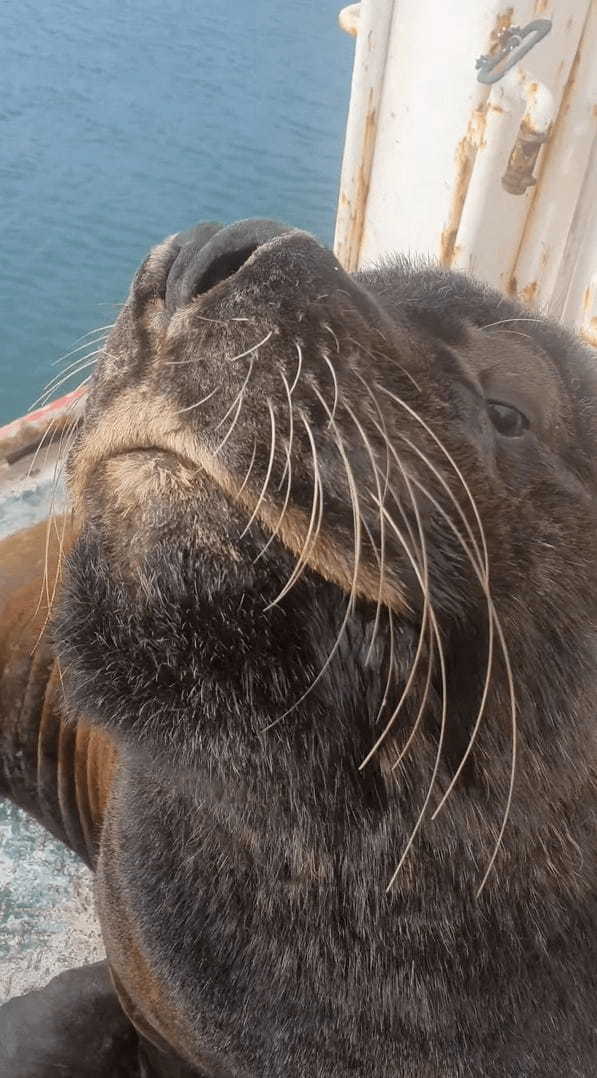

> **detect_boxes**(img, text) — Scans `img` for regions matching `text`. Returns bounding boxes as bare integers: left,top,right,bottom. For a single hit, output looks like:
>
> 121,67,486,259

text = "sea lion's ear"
0,961,139,1077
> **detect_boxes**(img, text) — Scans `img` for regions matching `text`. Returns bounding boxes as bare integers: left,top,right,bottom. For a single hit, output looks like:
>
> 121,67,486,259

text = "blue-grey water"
1,1,353,425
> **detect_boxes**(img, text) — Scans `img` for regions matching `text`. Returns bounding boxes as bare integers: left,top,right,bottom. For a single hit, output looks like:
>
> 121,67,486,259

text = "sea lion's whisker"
404,470,495,797
176,386,220,415
393,431,486,578
358,463,431,769
341,400,387,666
321,351,339,428
195,314,255,326
480,317,545,330
376,383,489,581
47,331,110,371
476,611,517,896
239,398,277,540
311,385,362,618
213,393,246,457
45,509,71,635
275,371,294,493
48,341,106,380
394,468,516,891
237,438,257,497
288,342,303,396
33,351,103,410
25,412,68,482
381,508,448,890
264,411,322,608
214,358,254,432
370,428,495,801
165,331,273,367
323,323,340,354
31,412,81,650
253,443,292,563
352,420,442,851
353,372,391,507
391,624,435,771
262,417,361,731
346,337,422,395
50,322,115,367
374,607,397,729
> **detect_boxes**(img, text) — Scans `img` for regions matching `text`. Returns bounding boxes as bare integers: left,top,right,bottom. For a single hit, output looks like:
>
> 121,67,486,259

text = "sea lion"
1,218,596,1076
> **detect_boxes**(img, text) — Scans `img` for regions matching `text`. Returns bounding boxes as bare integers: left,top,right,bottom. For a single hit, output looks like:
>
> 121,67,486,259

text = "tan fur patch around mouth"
70,388,407,612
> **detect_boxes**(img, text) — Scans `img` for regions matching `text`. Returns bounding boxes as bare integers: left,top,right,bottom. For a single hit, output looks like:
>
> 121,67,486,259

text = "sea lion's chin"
53,493,347,760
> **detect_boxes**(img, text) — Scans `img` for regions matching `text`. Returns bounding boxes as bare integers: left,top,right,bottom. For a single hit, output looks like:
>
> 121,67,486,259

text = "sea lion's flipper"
0,960,140,1077
0,517,117,867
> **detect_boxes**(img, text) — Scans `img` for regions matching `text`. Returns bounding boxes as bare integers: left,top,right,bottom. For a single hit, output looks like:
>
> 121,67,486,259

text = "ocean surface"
0,0,353,425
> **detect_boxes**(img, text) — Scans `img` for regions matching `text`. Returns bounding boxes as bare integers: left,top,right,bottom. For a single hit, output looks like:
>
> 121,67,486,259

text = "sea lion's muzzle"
164,218,296,311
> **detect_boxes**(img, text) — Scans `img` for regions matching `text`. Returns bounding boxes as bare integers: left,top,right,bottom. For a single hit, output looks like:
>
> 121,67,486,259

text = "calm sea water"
0,1,353,424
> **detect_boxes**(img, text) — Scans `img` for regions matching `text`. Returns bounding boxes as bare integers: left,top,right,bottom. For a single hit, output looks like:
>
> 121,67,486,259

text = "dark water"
0,1,353,425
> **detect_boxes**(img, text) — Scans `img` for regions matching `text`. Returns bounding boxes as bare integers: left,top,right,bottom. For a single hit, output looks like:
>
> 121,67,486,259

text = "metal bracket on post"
475,19,552,84
476,19,554,196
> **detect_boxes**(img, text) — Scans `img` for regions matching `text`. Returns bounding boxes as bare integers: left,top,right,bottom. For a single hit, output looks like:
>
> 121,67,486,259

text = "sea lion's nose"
165,218,295,311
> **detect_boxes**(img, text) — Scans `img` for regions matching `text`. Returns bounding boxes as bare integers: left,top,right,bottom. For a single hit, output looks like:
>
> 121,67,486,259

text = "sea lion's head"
55,219,597,879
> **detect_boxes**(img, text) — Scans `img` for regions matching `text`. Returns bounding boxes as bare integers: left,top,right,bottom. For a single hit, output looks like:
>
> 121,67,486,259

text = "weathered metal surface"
334,0,394,271
334,0,596,336
511,2,597,314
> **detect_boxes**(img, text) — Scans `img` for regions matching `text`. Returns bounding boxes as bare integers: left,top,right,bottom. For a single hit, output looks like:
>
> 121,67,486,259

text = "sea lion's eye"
487,400,529,438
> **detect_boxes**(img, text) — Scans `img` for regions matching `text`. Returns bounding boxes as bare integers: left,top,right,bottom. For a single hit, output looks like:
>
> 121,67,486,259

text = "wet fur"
2,228,597,1074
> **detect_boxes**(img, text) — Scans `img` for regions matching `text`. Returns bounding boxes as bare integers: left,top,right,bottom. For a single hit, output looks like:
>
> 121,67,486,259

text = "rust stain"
338,88,378,272
502,121,550,195
582,286,592,313
488,8,514,54
520,281,539,307
533,0,550,14
508,30,585,297
440,105,487,267
580,320,597,349
488,102,506,115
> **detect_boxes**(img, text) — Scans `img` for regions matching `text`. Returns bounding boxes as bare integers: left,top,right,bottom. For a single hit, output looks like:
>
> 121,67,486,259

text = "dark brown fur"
1,223,596,1075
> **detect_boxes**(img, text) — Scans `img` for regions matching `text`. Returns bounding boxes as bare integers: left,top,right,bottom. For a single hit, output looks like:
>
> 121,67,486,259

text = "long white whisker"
264,410,322,608
321,351,339,428
376,383,489,580
214,358,254,432
50,325,114,366
254,442,292,563
381,502,448,891
176,386,220,415
239,398,277,540
289,342,303,395
165,330,272,366
237,438,257,497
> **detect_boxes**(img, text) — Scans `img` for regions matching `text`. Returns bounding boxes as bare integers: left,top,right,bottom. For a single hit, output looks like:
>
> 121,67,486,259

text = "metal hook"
476,19,552,85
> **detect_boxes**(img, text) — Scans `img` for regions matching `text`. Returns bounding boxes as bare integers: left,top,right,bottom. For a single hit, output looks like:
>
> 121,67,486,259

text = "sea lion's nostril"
165,217,294,312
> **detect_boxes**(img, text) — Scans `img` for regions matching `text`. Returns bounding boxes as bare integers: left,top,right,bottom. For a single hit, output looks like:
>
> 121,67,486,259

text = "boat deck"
0,392,102,1002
